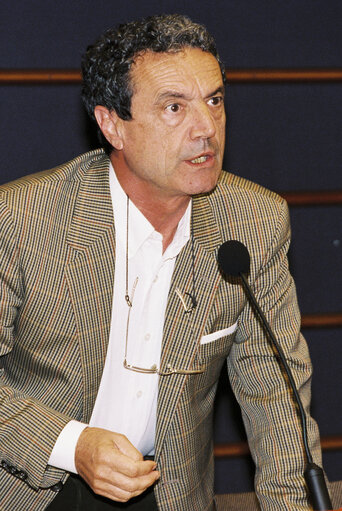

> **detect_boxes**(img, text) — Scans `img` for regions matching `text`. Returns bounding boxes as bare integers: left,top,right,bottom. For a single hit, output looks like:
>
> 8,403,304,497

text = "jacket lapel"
63,155,231,437
155,194,223,457
64,151,115,422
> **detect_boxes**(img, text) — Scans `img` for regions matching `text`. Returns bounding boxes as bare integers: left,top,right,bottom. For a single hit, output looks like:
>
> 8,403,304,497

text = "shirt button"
153,275,158,283
136,391,142,398
144,333,151,341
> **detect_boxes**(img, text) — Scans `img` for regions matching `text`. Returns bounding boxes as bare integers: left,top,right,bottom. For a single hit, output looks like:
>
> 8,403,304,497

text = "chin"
188,183,217,197
191,175,220,196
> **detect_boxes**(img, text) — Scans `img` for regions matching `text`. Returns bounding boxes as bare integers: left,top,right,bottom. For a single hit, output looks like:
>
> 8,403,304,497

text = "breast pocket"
199,321,238,361
192,323,238,392
200,322,238,345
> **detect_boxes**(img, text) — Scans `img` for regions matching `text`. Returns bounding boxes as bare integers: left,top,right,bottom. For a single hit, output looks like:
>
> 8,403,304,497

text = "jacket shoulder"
204,171,290,247
216,170,285,205
0,149,108,196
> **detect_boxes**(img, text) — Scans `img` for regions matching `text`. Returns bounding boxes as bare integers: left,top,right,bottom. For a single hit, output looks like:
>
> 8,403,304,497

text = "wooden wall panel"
1,68,342,84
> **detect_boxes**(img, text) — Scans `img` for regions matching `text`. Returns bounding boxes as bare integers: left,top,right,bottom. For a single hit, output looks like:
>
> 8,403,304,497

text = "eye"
165,103,181,113
208,96,223,106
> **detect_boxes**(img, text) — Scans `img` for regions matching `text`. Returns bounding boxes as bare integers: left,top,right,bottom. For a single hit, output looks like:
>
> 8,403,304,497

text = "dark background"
1,0,341,495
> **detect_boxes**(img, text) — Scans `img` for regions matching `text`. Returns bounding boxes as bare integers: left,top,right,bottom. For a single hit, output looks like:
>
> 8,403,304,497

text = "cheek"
213,110,226,135
149,127,184,172
123,125,153,162
217,121,226,148
157,140,179,177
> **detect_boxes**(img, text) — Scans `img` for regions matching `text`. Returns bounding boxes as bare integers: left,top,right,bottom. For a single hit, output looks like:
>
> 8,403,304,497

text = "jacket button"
50,482,63,493
17,470,28,480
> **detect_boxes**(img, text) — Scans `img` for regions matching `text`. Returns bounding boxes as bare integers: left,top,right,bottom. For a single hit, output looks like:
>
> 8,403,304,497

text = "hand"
75,427,160,502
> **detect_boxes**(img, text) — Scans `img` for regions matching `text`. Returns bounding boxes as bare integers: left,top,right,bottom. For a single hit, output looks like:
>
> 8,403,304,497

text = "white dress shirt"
48,164,191,472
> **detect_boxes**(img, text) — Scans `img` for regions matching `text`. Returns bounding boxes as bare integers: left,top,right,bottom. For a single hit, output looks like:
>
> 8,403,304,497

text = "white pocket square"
200,322,238,345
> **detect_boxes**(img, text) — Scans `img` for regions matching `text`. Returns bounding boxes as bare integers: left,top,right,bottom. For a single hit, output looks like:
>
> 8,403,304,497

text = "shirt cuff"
48,420,88,473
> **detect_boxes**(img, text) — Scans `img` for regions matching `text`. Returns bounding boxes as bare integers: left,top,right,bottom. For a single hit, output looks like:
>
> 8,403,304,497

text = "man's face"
110,47,226,200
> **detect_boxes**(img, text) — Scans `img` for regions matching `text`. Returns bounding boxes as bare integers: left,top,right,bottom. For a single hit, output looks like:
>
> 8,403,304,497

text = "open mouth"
190,155,209,164
186,153,214,166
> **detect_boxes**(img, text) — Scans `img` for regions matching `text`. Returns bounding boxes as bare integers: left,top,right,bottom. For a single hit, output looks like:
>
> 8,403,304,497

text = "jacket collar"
66,150,114,251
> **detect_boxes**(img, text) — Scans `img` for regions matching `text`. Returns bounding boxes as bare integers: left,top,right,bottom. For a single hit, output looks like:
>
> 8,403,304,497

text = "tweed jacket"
0,150,322,510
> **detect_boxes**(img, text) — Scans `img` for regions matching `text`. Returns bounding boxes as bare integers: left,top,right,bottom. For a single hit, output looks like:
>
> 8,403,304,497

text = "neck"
111,155,191,252
132,194,190,251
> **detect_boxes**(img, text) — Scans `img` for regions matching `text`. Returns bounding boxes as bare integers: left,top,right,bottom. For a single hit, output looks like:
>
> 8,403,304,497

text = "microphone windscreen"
217,240,250,276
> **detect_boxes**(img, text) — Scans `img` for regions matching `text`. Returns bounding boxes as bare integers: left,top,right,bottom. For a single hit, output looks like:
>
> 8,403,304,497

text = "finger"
92,482,143,503
106,468,160,493
108,451,157,478
92,469,160,502
112,433,144,461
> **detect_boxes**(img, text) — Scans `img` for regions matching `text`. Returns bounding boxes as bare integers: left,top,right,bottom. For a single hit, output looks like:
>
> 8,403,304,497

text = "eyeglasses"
123,279,205,376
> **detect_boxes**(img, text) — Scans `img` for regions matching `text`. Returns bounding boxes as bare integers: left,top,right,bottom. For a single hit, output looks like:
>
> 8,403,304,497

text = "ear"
94,106,124,150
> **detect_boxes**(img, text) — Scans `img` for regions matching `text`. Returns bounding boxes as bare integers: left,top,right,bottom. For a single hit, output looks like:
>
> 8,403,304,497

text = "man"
0,14,324,511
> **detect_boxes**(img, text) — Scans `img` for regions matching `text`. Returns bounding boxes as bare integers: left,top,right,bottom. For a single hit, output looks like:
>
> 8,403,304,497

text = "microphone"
217,240,332,511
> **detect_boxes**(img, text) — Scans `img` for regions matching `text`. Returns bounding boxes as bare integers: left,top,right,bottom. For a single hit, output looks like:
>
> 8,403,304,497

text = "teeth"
191,156,208,164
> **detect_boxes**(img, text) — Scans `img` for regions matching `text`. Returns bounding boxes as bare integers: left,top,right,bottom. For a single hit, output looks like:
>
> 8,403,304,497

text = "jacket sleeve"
227,198,324,510
0,197,70,490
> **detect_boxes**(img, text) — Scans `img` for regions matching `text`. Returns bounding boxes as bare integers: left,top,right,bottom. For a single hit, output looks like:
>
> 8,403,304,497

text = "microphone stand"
239,271,332,511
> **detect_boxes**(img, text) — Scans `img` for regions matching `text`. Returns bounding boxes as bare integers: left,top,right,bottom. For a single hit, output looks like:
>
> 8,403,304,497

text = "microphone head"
217,240,250,276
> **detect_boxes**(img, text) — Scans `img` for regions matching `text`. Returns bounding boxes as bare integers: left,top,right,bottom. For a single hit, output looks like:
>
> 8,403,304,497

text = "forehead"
130,47,224,98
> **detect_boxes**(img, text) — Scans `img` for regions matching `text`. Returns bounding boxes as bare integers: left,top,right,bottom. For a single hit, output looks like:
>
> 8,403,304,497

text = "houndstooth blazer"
0,149,323,510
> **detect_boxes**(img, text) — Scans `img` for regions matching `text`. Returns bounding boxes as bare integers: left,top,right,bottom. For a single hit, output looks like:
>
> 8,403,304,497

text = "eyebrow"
155,86,225,104
205,86,225,99
155,91,189,103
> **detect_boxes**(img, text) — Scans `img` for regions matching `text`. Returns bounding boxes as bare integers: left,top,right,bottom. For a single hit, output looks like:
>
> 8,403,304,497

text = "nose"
189,103,216,140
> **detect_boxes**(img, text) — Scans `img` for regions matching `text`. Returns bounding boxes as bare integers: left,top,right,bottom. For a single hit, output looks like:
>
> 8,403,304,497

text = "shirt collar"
109,162,191,260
